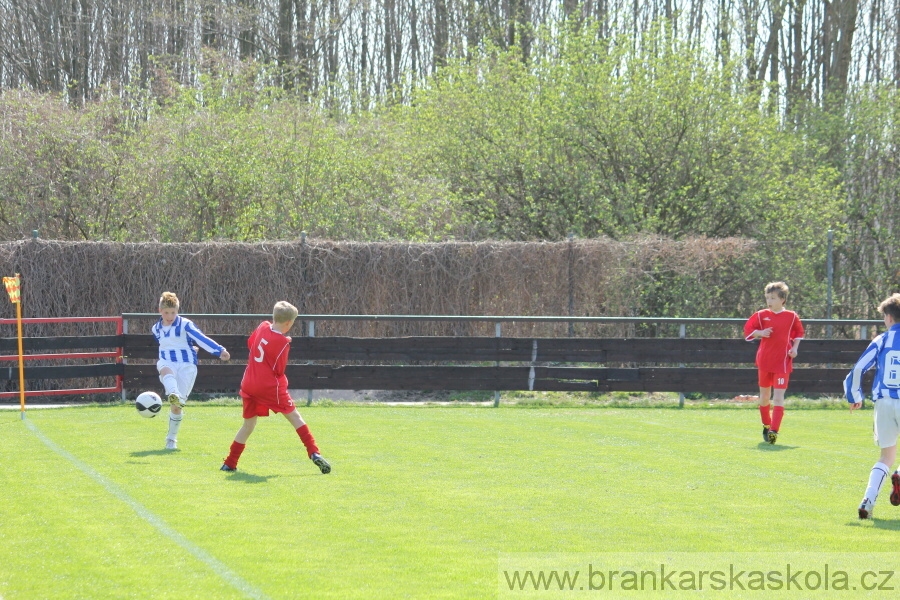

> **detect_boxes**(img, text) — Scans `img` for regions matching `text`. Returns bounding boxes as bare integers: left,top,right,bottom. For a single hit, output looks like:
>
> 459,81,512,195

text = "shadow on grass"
130,448,180,457
755,443,800,451
222,471,279,484
845,519,900,531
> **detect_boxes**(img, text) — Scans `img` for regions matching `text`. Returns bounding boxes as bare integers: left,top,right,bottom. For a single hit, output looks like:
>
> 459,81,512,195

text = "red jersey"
240,321,292,404
743,309,804,373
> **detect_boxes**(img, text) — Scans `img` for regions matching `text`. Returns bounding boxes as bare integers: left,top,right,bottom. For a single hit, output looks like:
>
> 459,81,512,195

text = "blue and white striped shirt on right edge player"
845,324,900,404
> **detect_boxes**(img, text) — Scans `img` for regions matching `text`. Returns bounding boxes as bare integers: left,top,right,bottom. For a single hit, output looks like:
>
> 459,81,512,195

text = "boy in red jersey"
743,281,804,444
221,301,331,474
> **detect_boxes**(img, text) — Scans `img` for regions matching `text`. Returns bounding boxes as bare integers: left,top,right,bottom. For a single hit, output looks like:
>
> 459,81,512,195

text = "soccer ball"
135,391,163,418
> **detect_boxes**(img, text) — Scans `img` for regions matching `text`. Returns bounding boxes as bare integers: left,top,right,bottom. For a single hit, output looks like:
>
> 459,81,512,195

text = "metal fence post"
494,322,501,407
827,229,834,339
678,323,686,408
567,233,575,338
121,317,128,402
307,320,315,406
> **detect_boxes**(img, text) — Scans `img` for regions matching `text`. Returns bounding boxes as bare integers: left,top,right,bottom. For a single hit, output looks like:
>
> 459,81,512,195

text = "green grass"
0,401,892,599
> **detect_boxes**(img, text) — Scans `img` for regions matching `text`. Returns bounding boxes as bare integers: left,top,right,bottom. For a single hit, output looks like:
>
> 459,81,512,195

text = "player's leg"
222,417,257,471
157,362,181,449
886,446,900,507
164,364,197,449
234,417,257,444
758,371,773,442
860,401,899,519
768,374,790,444
284,409,330,474
157,362,181,406
887,399,900,506
284,409,315,454
860,446,895,519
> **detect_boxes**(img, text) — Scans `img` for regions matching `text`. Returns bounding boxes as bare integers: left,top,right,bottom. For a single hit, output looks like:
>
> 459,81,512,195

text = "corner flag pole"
3,274,26,420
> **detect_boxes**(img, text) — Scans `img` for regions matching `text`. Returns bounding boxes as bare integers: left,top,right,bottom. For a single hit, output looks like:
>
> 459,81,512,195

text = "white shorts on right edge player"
873,397,900,448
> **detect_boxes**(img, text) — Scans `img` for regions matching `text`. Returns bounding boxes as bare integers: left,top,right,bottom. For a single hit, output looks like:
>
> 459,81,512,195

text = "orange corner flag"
3,274,20,304
4,273,25,418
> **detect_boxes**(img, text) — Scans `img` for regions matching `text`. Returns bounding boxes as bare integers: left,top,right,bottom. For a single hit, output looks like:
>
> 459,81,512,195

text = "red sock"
759,405,772,427
224,441,245,469
296,424,320,457
771,406,785,431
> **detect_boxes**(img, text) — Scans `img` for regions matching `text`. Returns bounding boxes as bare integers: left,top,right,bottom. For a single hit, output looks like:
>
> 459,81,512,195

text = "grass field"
1,399,897,599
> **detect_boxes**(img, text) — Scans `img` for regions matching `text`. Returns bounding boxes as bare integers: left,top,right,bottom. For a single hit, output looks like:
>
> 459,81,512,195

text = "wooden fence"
122,334,872,395
0,316,123,401
2,315,880,403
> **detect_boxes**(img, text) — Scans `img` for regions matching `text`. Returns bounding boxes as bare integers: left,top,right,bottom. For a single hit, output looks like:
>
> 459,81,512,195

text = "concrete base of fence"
288,389,381,402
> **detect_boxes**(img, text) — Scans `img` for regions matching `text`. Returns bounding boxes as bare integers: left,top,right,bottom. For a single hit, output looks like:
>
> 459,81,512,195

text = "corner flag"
3,274,26,418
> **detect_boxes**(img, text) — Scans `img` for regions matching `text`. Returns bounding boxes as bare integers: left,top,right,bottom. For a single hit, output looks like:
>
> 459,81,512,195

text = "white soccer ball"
135,391,163,418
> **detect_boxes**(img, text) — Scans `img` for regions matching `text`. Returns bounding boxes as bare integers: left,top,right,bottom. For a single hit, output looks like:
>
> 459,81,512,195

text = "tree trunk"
754,0,786,84
895,0,900,85
785,0,806,117
434,0,448,69
239,0,258,61
823,0,859,107
294,0,315,98
278,0,293,88
202,1,217,48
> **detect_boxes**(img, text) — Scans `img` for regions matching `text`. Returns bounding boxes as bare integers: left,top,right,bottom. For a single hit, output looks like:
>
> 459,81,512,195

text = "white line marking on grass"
25,419,270,600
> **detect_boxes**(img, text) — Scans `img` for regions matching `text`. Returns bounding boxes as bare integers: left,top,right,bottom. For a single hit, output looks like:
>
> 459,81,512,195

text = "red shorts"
241,393,296,419
758,371,790,389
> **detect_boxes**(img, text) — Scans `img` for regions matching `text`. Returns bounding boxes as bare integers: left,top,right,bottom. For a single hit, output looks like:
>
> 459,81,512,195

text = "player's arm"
743,314,765,341
747,327,772,340
788,316,804,357
272,343,290,377
185,322,228,358
844,340,879,409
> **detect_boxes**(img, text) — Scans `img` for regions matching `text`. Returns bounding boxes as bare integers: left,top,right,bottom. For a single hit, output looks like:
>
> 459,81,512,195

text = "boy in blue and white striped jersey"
846,293,900,519
153,291,230,450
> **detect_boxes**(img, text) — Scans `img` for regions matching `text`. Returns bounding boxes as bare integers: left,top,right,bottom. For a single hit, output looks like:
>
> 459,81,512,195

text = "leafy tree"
834,85,900,314
406,23,844,245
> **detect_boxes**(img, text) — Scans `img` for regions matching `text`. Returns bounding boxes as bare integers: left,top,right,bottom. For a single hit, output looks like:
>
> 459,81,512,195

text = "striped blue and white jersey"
152,315,225,365
845,324,900,404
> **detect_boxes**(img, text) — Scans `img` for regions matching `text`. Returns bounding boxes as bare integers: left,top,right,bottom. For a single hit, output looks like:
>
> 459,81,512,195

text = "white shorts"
156,360,198,401
873,397,900,448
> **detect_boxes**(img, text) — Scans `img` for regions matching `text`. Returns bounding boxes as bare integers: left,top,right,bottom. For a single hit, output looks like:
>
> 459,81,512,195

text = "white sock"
167,411,183,441
863,462,890,505
160,373,179,398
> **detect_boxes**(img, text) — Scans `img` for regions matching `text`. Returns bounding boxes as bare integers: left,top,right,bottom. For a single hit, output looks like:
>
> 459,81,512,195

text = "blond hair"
273,301,299,324
159,291,180,310
764,281,789,302
878,293,900,321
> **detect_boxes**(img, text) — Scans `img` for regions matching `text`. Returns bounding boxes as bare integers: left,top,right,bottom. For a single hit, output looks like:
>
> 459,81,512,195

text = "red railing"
0,316,123,398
